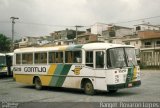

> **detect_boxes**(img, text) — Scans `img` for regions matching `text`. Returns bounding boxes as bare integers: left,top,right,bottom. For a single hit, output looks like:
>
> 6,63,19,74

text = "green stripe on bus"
49,64,64,86
126,67,134,83
56,64,72,87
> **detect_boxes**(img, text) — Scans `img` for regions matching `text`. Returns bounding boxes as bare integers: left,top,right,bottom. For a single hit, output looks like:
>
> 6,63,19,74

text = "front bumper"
107,80,141,90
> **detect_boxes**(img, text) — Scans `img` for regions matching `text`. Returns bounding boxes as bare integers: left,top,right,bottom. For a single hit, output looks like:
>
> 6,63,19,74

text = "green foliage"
0,34,11,52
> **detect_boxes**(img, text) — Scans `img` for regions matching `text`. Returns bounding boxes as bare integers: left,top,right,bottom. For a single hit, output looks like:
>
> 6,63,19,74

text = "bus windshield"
125,48,138,66
107,47,137,68
0,56,6,66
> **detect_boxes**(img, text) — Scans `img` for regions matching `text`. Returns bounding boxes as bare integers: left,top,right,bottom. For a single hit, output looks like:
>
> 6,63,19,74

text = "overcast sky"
0,0,160,39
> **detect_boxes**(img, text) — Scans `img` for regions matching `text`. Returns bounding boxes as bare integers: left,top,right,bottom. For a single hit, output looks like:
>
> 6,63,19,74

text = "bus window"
65,51,82,63
49,52,63,63
22,53,33,64
0,56,6,66
34,52,47,64
85,51,93,67
95,51,104,68
107,48,126,68
16,54,21,64
125,48,137,66
6,55,12,66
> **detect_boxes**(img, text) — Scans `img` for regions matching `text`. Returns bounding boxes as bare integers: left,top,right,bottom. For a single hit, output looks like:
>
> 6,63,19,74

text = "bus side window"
65,51,82,63
35,52,47,64
16,54,21,64
85,51,93,67
49,52,55,63
73,51,82,63
22,53,33,64
96,51,104,68
49,52,63,63
57,52,63,63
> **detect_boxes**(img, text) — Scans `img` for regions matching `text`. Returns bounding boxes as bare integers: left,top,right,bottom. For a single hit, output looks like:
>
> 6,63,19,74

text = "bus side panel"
47,64,72,87
62,65,96,89
15,74,34,85
40,75,53,86
40,64,57,86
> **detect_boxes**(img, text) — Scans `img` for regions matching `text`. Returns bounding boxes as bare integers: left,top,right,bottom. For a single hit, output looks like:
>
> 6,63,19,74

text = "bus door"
94,50,107,90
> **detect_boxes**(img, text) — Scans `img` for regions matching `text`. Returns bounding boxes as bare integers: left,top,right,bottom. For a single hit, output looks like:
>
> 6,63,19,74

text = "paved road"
0,70,160,102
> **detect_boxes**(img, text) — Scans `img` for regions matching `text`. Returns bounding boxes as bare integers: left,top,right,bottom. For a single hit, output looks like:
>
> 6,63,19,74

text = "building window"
23,38,26,41
109,30,115,37
109,40,112,43
144,41,151,48
125,42,130,45
58,42,61,45
156,41,160,46
86,36,89,40
136,26,141,30
22,53,33,64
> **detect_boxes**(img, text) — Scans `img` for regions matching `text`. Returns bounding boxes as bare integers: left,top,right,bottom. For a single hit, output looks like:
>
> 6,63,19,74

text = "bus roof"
14,43,134,53
0,53,5,56
82,43,134,50
6,53,14,56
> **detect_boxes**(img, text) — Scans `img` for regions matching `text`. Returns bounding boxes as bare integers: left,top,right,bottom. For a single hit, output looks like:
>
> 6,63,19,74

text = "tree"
0,34,11,52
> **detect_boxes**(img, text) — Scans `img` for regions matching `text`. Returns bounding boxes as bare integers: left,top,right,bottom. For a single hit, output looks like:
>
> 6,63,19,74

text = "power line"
17,21,79,28
1,15,160,27
112,15,160,25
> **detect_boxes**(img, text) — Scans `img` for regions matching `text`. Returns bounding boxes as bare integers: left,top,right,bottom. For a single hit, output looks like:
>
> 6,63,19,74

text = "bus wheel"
34,77,42,90
108,90,118,93
84,81,95,95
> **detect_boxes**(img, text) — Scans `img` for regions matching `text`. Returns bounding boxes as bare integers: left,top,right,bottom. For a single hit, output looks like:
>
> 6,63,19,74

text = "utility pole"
10,17,19,52
75,25,83,43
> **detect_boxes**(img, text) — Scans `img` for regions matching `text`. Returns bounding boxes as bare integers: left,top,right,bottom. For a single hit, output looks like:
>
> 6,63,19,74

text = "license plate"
128,83,132,87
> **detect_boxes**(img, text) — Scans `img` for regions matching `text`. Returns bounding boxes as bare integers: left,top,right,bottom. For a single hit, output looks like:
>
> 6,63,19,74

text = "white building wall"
91,23,108,35
134,24,160,31
129,40,141,49
140,25,159,31
116,29,133,37
112,39,123,44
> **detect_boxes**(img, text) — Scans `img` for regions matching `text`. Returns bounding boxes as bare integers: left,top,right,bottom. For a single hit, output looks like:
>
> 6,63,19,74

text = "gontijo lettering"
24,67,46,72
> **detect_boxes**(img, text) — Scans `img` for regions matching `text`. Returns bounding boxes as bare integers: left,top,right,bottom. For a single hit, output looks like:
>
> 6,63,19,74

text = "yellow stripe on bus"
15,74,34,85
133,67,137,81
48,64,57,75
40,64,57,86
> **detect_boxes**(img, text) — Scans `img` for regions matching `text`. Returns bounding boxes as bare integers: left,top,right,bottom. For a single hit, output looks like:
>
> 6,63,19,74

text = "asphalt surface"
0,69,160,102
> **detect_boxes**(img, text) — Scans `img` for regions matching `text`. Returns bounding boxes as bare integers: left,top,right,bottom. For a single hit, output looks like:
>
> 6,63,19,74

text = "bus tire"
108,90,118,93
84,81,95,95
34,77,42,90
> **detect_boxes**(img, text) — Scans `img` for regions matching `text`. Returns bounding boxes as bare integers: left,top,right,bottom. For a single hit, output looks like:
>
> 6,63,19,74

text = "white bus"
13,43,141,95
0,53,13,76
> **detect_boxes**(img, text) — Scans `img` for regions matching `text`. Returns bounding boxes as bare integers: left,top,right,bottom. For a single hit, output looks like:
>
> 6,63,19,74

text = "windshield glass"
107,48,127,68
125,48,138,66
107,47,137,68
0,56,6,66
